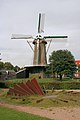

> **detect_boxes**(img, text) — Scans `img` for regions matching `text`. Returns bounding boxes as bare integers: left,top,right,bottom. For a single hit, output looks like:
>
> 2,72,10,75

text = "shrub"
40,81,80,90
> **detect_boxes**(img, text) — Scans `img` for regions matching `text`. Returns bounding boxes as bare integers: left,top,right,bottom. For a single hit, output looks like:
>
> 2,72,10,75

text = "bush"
40,81,80,90
2,78,80,90
0,82,7,88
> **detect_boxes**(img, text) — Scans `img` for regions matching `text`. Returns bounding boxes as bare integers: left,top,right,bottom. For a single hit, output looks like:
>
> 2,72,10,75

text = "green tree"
14,65,20,72
45,65,51,74
49,50,77,80
4,62,14,70
0,62,4,70
77,65,80,72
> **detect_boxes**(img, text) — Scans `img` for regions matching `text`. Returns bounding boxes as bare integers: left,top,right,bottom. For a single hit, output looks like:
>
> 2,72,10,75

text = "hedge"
40,81,80,90
0,82,7,88
1,79,80,90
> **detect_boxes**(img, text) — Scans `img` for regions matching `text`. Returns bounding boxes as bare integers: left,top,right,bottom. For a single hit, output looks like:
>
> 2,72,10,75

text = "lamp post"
51,60,54,79
0,53,1,60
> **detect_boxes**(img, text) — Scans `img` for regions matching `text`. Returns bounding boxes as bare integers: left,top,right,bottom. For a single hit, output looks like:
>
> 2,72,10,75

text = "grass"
1,89,80,108
1,78,80,120
1,78,80,108
0,106,50,120
4,77,80,88
3,78,55,88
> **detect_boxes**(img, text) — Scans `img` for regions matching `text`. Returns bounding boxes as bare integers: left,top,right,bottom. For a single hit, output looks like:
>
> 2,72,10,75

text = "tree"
14,65,20,72
0,61,21,72
0,62,4,70
49,50,77,80
4,62,14,70
77,65,80,72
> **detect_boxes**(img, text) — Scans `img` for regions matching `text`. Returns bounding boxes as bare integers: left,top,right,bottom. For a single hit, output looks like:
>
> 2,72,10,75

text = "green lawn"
1,78,80,108
1,89,80,108
0,106,50,120
4,77,79,88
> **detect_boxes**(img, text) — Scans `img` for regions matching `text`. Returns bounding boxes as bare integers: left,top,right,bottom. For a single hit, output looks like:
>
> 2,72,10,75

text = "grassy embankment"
4,77,80,90
1,78,80,108
0,106,50,120
1,86,80,108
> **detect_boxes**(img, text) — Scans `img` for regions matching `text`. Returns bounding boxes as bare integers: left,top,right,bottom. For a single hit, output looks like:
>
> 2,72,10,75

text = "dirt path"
0,102,80,120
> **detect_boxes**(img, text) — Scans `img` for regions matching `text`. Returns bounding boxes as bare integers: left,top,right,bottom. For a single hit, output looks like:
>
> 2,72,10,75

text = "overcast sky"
0,0,80,67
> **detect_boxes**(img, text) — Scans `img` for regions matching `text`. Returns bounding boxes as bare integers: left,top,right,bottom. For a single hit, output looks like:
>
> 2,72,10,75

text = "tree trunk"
59,74,62,80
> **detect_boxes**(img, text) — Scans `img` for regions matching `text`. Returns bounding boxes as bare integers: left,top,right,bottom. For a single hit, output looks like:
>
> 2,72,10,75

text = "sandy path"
0,102,80,120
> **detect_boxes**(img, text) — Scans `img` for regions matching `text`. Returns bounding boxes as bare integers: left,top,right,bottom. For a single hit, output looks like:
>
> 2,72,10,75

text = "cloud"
0,0,80,67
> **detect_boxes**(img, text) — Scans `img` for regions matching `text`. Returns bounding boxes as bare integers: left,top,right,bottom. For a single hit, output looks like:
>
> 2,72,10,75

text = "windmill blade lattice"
38,13,45,33
11,34,33,39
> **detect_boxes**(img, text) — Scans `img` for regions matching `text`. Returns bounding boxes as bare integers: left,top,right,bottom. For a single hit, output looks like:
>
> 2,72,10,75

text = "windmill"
11,13,68,66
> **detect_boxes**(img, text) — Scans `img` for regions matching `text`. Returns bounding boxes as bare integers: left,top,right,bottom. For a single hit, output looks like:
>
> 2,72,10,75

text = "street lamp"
50,60,54,79
0,53,1,60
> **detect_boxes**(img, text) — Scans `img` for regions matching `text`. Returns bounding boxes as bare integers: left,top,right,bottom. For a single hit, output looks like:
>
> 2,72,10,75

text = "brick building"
75,60,80,78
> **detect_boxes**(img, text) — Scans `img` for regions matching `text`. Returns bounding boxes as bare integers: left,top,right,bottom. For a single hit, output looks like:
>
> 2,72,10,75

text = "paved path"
0,102,80,120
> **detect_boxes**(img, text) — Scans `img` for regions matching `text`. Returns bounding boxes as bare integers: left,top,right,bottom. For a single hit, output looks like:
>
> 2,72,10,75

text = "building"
0,70,16,81
16,65,46,78
75,60,80,65
75,60,80,78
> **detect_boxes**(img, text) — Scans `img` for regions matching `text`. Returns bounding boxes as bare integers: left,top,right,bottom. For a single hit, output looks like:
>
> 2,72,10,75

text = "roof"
24,65,46,67
75,60,80,65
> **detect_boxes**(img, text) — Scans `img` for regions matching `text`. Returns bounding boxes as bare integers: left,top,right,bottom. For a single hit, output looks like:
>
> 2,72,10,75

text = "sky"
0,0,80,67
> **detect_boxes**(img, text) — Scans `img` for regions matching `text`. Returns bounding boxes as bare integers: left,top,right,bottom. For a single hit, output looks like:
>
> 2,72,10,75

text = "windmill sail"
44,35,68,42
38,13,45,33
11,34,33,39
44,36,68,39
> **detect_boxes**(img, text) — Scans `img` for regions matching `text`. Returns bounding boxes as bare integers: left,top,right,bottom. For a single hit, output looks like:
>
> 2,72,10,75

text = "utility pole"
0,53,1,60
51,60,54,79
